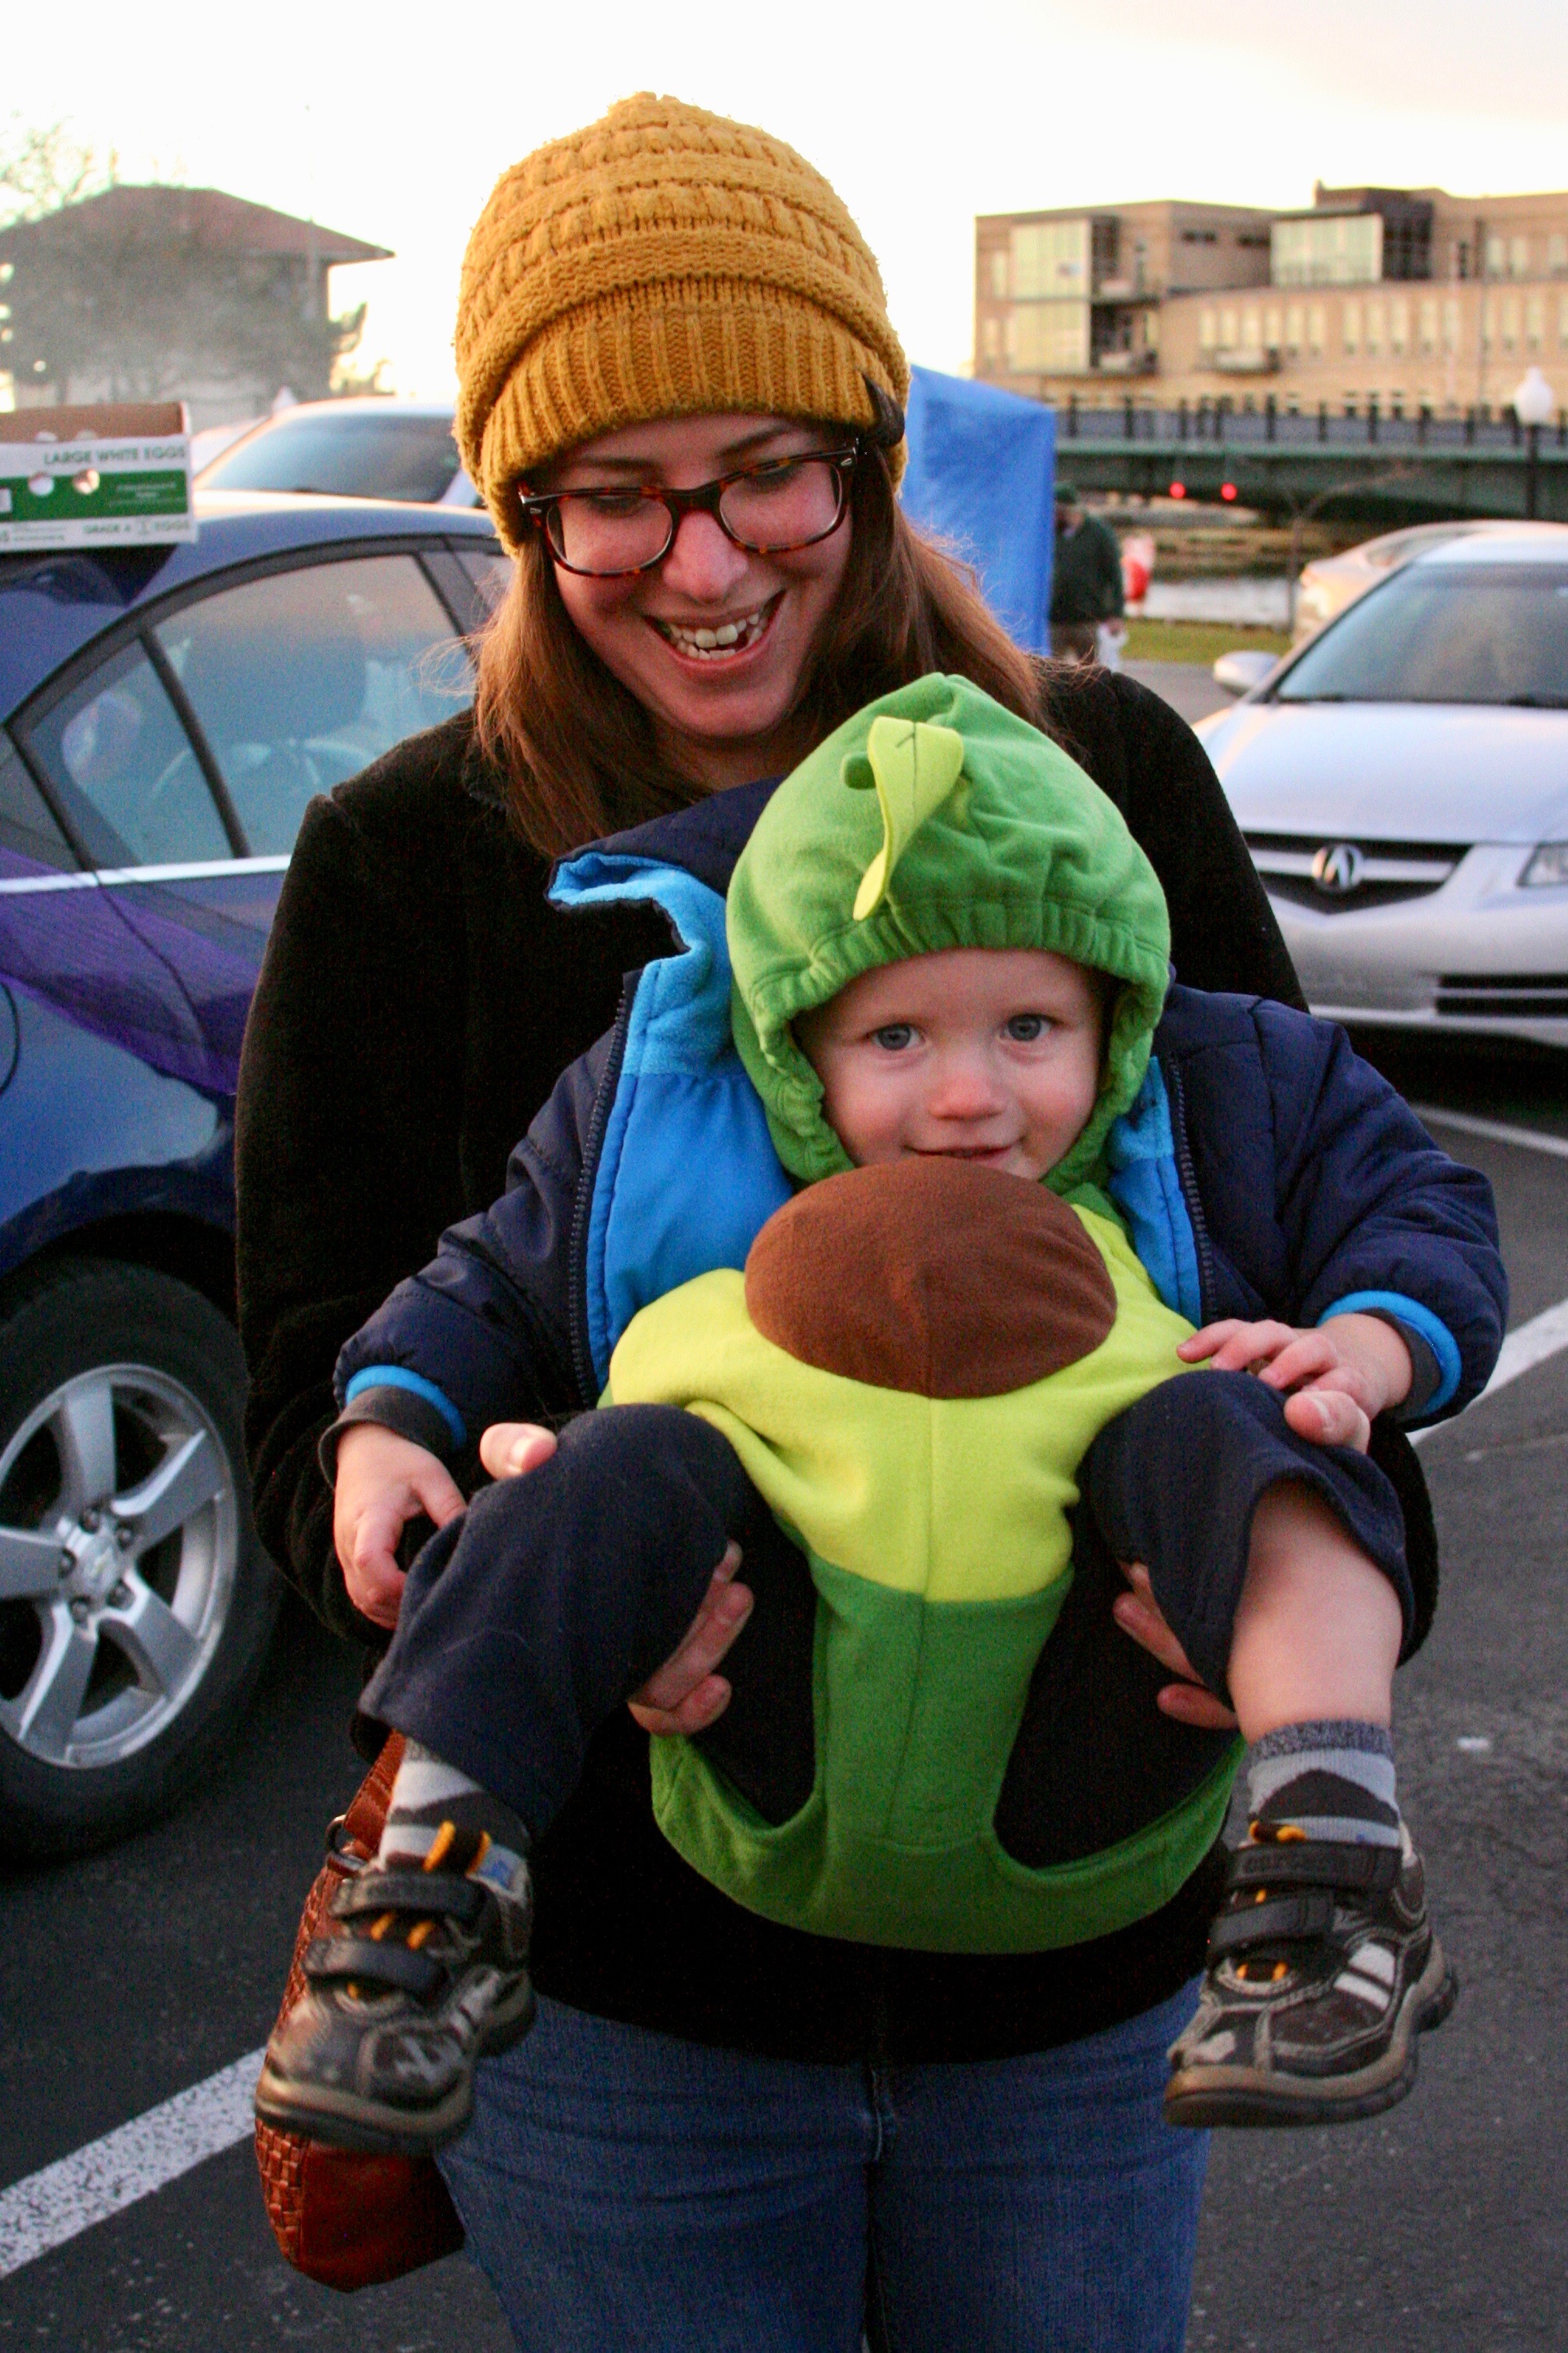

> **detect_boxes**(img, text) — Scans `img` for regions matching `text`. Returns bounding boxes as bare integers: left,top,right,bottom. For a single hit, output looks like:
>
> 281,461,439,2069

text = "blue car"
0,489,506,1857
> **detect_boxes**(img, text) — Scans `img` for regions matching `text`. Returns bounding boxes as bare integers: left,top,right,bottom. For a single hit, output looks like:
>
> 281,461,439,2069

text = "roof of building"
0,184,392,264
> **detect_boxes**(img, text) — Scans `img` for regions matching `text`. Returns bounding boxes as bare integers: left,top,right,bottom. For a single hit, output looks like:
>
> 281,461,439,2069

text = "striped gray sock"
1247,1719,1400,1848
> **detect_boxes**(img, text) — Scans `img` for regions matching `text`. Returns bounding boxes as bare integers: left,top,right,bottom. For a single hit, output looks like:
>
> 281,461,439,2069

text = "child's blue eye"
1005,1014,1048,1042
872,1024,915,1051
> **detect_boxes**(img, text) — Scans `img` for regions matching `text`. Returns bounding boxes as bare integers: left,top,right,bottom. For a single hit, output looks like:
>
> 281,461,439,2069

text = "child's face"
795,948,1104,1183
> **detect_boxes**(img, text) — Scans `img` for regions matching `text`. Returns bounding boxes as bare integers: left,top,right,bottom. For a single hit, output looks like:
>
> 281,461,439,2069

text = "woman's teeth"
657,605,770,658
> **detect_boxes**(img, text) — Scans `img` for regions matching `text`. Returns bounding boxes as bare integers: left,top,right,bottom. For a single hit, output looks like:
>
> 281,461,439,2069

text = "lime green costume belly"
608,1180,1238,1954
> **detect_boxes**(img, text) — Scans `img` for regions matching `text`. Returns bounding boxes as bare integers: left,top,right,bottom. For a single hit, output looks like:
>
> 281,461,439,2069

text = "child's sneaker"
1163,1822,1456,2128
255,1825,535,2156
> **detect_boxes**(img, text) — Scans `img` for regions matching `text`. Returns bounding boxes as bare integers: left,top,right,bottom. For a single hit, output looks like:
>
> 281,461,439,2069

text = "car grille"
1244,832,1469,914
1437,973,1568,1019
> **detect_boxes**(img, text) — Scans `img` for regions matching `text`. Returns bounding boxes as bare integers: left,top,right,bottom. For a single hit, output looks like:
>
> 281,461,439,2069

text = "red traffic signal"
1168,480,1187,499
1220,481,1238,502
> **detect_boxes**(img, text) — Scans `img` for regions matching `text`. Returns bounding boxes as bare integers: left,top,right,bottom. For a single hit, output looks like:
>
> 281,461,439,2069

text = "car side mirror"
1212,650,1278,696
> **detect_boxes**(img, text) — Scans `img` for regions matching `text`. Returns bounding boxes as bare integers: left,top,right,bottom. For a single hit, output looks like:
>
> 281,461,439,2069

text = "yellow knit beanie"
454,92,910,550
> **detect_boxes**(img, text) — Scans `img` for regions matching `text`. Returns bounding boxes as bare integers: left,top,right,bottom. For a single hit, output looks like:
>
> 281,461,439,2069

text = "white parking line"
1412,1104,1568,1161
0,2047,264,2279
1414,1293,1568,1447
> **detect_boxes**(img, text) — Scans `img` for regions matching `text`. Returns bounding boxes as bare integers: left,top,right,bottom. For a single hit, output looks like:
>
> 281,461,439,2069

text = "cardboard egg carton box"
0,402,195,550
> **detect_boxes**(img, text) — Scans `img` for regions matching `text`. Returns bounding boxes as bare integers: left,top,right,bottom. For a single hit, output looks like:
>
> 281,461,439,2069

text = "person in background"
1051,482,1127,665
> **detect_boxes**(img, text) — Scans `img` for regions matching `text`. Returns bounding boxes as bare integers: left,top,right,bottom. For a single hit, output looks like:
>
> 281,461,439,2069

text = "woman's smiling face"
534,413,855,791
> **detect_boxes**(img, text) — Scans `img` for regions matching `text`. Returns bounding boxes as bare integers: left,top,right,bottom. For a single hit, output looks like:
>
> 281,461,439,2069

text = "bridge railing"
1056,395,1568,453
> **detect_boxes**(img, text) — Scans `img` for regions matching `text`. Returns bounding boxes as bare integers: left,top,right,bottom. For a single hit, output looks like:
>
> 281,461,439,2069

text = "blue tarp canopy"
899,366,1056,654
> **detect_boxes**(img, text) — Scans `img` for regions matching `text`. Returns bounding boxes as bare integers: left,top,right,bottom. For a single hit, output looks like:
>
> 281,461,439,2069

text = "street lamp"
1513,366,1555,520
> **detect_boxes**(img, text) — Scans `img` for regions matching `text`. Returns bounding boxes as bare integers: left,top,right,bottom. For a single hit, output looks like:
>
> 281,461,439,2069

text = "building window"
1199,307,1218,351
1009,219,1089,299
1485,233,1506,278
1550,233,1568,278
1285,302,1305,357
1481,293,1494,351
1242,308,1262,351
1502,292,1521,352
1527,294,1545,353
1418,296,1438,356
987,251,1008,299
1005,299,1090,373
1389,297,1409,356
1272,212,1381,287
1510,235,1530,278
981,315,1003,362
1560,294,1568,349
1307,302,1326,358
1442,297,1461,355
1343,299,1361,355
1264,304,1283,349
1366,299,1384,357
1220,305,1238,349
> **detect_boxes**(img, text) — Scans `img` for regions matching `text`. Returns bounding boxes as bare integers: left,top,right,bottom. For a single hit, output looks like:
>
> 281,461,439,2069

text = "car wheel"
0,1258,281,1861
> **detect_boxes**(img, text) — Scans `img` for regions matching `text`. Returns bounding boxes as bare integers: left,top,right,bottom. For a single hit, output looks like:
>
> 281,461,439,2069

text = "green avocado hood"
727,674,1171,1195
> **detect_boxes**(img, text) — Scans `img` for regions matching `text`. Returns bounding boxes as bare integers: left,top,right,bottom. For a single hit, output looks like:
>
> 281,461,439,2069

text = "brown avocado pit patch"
744,1159,1117,1398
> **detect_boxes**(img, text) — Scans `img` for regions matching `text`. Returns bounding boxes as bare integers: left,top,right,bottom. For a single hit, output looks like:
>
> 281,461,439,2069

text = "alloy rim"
0,1365,236,1770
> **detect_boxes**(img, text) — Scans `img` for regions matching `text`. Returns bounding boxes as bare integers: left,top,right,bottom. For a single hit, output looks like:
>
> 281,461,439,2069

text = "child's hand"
1175,1313,1414,1453
333,1424,465,1629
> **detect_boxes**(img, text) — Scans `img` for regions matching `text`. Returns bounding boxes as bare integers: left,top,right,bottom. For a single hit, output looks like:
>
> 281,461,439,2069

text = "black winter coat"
235,671,1383,2063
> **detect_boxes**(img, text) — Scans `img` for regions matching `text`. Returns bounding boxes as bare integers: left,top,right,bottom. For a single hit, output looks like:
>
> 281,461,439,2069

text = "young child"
257,676,1504,2158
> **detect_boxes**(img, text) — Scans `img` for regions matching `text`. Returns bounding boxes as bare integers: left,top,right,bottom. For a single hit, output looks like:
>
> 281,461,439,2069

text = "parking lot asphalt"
2,1031,1565,2353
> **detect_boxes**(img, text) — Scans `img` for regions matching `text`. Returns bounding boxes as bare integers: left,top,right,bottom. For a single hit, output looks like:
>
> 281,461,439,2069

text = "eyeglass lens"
547,457,845,575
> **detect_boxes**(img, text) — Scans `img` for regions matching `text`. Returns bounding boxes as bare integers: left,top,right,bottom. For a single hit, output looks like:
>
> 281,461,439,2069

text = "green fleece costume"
607,676,1238,1953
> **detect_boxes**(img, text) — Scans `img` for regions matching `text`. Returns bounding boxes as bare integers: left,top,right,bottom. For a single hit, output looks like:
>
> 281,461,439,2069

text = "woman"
237,93,1390,2352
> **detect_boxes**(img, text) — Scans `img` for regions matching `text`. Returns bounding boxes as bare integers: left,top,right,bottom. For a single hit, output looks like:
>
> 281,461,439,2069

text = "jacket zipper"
568,980,633,1405
1166,1060,1217,1325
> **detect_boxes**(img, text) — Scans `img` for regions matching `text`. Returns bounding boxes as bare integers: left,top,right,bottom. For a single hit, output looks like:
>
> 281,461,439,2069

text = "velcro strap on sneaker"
302,1936,445,1999
1208,1891,1336,1957
1228,1841,1396,1896
330,1871,486,1927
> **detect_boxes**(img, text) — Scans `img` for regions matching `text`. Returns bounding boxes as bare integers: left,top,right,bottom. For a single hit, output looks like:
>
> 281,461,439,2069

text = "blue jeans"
438,1983,1209,2353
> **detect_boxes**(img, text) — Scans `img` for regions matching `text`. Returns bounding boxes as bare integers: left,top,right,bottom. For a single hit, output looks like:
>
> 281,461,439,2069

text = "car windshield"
1277,563,1568,706
202,412,461,503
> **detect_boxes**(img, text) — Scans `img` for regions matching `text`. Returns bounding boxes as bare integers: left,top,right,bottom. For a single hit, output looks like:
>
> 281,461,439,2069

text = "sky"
9,0,1568,408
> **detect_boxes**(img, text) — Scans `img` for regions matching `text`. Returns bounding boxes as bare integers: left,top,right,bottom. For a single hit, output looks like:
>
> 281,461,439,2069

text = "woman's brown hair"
473,449,1058,859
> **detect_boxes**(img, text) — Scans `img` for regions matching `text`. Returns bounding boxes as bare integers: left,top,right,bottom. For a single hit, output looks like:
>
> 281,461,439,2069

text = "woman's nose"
656,506,755,603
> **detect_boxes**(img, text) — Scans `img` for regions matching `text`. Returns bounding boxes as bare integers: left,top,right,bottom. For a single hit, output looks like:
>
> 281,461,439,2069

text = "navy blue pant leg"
1082,1369,1413,1703
359,1405,755,1836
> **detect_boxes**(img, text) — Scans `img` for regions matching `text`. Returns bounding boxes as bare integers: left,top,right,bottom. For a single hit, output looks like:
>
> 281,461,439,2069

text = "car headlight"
1521,843,1568,886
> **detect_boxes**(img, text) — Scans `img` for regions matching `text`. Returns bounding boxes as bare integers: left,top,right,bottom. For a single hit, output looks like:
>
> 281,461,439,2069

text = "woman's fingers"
1156,1680,1239,1730
627,1543,751,1727
628,1674,733,1738
478,1422,560,1481
1113,1560,1237,1728
1284,1385,1372,1453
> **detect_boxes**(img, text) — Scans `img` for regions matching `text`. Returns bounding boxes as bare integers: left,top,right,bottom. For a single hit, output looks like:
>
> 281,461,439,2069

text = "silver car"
1197,525,1568,1048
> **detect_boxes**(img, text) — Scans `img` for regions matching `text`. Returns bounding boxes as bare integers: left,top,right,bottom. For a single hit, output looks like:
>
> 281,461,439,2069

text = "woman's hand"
1176,1311,1414,1455
1113,1561,1238,1730
478,1423,755,1737
333,1422,466,1629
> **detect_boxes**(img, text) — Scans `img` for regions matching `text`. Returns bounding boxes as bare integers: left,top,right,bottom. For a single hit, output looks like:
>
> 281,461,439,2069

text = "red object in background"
1121,533,1155,609
1168,480,1186,499
1220,482,1238,503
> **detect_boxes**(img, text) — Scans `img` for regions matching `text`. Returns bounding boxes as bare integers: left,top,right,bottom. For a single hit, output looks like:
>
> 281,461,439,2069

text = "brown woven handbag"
254,1732,467,2292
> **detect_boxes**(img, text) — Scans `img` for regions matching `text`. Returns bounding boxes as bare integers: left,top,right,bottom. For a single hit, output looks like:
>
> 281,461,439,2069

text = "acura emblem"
1311,841,1364,896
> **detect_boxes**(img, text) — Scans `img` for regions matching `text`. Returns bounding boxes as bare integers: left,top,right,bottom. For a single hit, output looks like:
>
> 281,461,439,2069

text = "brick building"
975,185,1568,414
